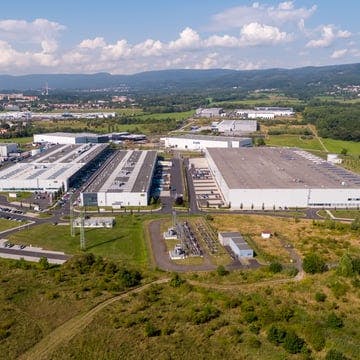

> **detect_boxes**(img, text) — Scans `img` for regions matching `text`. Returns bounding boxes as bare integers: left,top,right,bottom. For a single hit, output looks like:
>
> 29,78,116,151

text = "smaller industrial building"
213,120,257,134
195,108,223,118
235,107,294,119
81,150,157,208
0,143,18,159
218,232,254,258
33,132,108,145
161,135,252,151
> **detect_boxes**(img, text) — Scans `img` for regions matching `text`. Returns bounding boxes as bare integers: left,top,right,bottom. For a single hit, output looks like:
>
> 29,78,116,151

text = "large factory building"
0,144,108,192
81,150,157,208
34,132,108,145
206,147,360,210
162,135,252,151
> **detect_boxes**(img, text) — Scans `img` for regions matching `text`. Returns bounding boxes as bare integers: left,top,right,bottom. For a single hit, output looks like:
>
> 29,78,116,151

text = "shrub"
249,323,261,334
118,268,142,288
0,328,10,341
38,257,50,270
267,325,287,345
315,292,327,302
145,322,161,337
303,253,327,274
191,305,220,325
170,273,185,287
269,262,283,273
283,330,305,354
325,349,349,360
216,265,229,276
326,313,344,329
337,254,354,277
248,336,262,348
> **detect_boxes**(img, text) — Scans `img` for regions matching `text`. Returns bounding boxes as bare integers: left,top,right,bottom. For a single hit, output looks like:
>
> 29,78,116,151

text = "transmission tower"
80,210,86,250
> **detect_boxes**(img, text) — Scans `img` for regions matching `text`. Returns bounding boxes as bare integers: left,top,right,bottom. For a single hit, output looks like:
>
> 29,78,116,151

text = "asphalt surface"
0,247,69,261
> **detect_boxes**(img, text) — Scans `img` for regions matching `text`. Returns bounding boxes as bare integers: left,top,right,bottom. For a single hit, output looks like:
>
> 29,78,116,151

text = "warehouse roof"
207,147,360,189
165,134,252,142
83,150,157,194
35,132,99,138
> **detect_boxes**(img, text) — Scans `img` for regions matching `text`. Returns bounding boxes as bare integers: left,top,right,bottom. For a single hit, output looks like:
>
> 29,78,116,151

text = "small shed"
261,231,271,239
218,231,254,258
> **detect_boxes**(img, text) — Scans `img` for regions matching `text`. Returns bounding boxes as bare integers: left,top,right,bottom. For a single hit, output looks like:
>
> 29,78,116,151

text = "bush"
283,330,305,354
303,253,327,274
191,305,221,325
269,262,283,273
267,325,287,345
326,313,344,329
325,349,349,360
315,292,327,302
170,273,185,287
0,328,10,341
337,254,354,277
216,265,229,276
38,257,50,270
118,268,142,288
145,322,161,337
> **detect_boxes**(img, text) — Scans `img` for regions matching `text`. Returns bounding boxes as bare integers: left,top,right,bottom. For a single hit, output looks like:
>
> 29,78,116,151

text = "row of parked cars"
3,242,26,249
0,207,24,215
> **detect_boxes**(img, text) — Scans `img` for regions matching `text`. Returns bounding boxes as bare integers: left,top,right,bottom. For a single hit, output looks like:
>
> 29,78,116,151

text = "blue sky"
0,1,359,74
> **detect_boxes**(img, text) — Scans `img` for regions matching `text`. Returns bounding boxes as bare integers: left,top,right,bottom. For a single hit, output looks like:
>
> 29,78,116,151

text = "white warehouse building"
0,143,18,158
161,135,252,151
206,147,360,210
81,150,157,208
34,132,108,145
0,143,108,192
214,120,257,134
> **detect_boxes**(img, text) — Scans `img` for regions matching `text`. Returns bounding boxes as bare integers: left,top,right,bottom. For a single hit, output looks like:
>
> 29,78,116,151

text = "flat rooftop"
0,144,107,183
35,132,99,138
207,147,360,189
166,134,251,142
83,150,157,194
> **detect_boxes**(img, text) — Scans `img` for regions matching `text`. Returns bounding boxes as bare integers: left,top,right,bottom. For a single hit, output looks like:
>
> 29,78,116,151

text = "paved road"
183,158,199,214
0,247,69,261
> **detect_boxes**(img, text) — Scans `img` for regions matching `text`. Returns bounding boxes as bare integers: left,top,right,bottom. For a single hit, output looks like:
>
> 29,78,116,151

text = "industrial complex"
0,143,108,192
213,120,257,134
81,150,157,208
161,134,252,151
205,147,360,210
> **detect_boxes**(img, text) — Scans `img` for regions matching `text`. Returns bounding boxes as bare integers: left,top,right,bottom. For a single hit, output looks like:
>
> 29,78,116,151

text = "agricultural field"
0,137,32,145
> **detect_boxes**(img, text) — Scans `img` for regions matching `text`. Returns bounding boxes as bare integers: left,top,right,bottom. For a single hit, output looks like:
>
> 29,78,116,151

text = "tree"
303,253,327,274
267,325,287,345
170,273,185,287
350,216,360,230
256,138,265,146
340,148,348,155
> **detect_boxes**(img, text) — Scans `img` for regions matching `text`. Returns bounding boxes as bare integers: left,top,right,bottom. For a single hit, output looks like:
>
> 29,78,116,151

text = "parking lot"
188,158,225,208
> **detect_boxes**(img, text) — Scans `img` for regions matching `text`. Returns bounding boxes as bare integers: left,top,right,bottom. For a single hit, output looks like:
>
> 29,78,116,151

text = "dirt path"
309,124,328,152
19,278,170,360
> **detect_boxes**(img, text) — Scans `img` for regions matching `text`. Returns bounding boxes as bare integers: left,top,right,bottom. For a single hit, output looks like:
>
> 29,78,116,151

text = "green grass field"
266,134,323,151
0,137,32,144
0,218,26,232
322,138,360,155
9,215,150,266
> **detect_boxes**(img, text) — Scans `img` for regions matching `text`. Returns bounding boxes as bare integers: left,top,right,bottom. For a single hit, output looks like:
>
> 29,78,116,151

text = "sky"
0,0,359,74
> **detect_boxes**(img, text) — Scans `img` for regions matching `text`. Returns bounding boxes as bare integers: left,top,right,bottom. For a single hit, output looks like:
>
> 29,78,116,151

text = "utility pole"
80,210,86,250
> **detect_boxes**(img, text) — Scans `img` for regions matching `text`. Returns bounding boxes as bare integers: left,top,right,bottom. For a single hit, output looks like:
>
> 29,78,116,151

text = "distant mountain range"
1,63,360,94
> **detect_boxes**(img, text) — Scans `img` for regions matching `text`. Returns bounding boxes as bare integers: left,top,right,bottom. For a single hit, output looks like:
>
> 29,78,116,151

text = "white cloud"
211,1,316,30
239,22,291,46
79,37,106,49
306,25,351,48
331,49,348,59
168,27,201,50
